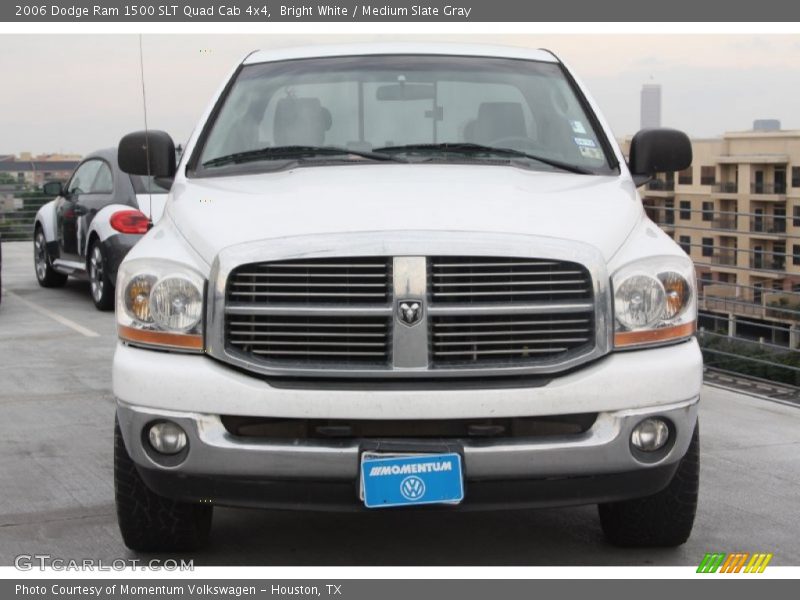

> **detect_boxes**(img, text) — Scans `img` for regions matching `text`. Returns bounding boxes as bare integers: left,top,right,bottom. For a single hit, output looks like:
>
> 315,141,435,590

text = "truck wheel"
88,241,114,311
598,423,699,547
34,229,67,288
114,418,212,552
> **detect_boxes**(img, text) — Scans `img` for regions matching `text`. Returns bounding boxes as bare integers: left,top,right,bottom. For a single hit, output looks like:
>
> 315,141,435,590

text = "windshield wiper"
202,145,408,168
373,143,593,175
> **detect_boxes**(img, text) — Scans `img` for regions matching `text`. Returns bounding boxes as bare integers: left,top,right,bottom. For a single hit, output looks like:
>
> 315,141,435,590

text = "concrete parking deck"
1,240,798,566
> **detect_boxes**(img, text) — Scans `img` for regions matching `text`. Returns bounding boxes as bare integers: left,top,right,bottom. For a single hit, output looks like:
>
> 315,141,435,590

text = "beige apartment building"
622,129,800,346
0,152,81,187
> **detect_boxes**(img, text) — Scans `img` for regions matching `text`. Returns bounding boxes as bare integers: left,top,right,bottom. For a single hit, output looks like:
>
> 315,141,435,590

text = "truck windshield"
194,55,616,176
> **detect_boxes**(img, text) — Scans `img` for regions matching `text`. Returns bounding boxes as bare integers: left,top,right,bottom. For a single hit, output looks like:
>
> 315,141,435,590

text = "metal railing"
712,182,738,194
751,182,787,195
711,216,738,230
711,250,737,266
750,218,786,234
0,193,50,241
647,180,675,191
749,254,786,271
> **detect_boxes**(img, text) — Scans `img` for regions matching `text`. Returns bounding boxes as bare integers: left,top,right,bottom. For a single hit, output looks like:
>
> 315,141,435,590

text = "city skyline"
2,34,800,154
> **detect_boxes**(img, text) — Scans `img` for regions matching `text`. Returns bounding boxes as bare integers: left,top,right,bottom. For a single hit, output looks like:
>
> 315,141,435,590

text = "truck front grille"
218,253,600,377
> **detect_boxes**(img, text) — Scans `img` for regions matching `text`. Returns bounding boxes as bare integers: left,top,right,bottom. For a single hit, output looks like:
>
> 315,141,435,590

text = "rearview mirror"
376,83,436,101
628,128,692,187
42,181,64,197
118,130,176,177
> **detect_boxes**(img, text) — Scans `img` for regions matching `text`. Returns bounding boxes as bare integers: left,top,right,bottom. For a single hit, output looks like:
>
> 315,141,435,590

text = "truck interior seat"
274,97,333,146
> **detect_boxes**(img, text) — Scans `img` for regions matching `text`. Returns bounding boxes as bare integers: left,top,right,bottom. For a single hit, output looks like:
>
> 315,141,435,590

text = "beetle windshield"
194,55,616,176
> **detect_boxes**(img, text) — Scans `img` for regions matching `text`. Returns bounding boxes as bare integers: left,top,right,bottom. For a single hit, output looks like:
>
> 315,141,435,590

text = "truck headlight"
116,259,205,352
612,256,696,349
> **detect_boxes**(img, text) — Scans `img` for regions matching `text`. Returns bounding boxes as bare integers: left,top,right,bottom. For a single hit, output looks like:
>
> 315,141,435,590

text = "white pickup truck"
112,43,701,552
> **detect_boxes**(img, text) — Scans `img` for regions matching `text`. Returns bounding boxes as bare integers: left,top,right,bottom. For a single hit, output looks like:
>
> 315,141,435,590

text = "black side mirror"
42,181,64,196
628,128,692,187
118,130,176,177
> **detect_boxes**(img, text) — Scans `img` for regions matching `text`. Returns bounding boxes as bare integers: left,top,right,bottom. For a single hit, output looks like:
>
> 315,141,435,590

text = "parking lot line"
3,289,100,338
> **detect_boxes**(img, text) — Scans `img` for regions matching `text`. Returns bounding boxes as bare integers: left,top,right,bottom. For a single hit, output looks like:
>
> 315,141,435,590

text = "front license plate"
360,452,464,509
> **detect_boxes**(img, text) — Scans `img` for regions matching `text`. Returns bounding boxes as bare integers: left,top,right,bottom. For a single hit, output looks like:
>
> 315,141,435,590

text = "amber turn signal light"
118,325,203,351
614,322,696,348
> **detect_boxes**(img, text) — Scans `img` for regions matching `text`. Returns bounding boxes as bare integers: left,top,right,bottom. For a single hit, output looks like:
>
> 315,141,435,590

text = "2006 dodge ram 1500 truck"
112,44,701,552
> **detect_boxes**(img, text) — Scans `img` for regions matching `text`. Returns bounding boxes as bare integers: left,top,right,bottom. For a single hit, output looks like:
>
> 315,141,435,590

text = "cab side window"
67,160,102,195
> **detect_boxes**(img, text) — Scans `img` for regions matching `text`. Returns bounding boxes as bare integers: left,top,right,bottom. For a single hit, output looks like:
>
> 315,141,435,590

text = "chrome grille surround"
206,231,612,378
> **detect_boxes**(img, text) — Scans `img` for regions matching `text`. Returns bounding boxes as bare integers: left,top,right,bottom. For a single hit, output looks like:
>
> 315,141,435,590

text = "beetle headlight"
612,256,696,349
116,259,205,352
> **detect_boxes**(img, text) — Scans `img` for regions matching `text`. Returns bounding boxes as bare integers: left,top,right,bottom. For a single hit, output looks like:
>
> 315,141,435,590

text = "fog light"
148,421,187,455
631,418,670,452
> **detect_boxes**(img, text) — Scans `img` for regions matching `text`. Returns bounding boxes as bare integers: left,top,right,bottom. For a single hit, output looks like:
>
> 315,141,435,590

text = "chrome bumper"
116,397,698,482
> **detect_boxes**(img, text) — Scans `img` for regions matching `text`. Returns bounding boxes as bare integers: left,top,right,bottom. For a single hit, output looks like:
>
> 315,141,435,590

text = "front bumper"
114,337,702,510
117,397,698,511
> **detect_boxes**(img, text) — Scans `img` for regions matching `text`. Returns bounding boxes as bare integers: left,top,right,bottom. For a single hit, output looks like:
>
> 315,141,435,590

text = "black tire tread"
89,240,114,311
114,418,212,552
598,423,699,547
34,229,68,288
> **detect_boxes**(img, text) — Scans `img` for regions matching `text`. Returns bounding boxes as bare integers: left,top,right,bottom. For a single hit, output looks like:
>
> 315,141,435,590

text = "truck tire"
34,229,68,288
114,418,212,552
598,423,699,547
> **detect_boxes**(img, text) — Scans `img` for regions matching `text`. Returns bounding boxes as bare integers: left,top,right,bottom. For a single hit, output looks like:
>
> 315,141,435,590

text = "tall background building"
640,84,662,130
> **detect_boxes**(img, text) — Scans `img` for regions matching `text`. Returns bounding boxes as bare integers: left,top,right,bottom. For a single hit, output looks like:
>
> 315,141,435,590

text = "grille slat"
433,289,589,297
434,328,590,337
434,279,587,287
229,331,387,338
250,350,389,357
434,348,569,357
433,270,584,278
227,320,386,328
230,282,387,288
433,261,561,267
229,291,388,298
434,337,589,347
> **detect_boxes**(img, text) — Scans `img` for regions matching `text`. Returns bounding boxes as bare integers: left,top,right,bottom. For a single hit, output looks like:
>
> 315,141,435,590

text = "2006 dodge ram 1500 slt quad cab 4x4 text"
112,43,701,552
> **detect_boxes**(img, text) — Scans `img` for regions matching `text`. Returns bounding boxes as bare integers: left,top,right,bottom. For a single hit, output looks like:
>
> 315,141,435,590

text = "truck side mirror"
628,128,692,187
118,130,176,178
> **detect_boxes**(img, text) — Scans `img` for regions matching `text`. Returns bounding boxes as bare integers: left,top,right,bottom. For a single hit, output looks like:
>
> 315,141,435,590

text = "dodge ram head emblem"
397,300,423,326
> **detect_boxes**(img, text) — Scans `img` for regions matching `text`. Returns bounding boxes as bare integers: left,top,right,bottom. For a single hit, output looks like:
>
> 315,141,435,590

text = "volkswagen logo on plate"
397,300,423,326
400,475,426,501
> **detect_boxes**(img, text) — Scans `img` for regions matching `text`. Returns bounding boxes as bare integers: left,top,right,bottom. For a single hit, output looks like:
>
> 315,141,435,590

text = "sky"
2,33,800,155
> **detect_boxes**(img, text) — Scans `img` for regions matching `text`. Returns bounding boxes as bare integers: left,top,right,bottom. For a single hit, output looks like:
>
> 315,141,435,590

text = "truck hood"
167,164,642,265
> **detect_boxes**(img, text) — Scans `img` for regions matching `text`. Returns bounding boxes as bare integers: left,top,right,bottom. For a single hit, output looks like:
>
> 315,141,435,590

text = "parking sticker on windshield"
579,146,604,160
571,120,587,134
574,137,596,148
